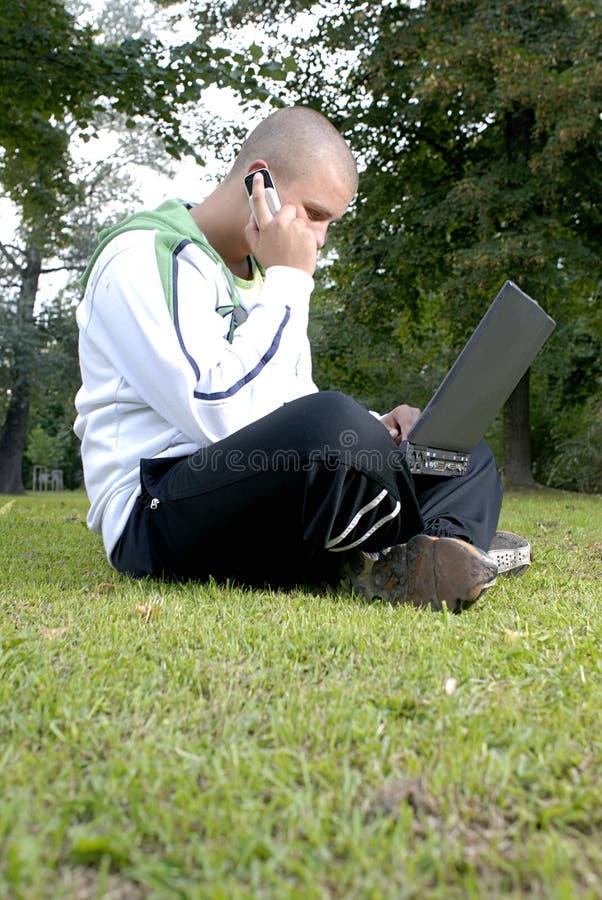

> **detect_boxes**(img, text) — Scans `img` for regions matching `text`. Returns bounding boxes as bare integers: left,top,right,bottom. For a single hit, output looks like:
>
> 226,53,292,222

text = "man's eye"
307,209,326,222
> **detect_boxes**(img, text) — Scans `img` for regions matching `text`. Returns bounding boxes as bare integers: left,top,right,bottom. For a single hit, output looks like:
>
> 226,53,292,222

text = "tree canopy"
0,0,286,492
2,0,601,492
217,0,602,487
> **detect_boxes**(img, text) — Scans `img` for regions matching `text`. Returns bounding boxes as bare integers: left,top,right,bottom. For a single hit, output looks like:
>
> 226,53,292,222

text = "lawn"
1,488,601,898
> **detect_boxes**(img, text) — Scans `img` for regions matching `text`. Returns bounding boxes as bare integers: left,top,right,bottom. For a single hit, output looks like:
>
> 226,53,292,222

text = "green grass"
1,488,601,899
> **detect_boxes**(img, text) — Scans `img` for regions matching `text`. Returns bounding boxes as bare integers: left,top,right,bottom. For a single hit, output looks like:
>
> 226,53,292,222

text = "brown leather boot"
340,534,498,612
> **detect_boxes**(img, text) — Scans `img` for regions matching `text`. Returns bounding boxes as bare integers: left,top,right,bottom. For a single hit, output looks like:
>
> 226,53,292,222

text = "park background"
1,0,601,497
1,3,602,897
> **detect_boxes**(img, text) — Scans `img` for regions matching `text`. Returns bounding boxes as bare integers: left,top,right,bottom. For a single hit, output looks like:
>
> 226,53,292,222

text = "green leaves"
0,0,276,234
263,0,602,482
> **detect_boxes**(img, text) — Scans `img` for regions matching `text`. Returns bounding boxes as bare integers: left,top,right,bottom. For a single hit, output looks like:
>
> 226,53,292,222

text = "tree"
24,295,84,490
0,0,284,493
0,117,188,493
203,0,602,486
0,241,41,493
0,0,182,491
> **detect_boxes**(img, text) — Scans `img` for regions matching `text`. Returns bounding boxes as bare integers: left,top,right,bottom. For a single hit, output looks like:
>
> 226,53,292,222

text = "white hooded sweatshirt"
74,200,318,560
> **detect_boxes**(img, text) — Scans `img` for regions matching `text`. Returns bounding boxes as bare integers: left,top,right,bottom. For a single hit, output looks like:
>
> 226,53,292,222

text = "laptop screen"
407,281,556,453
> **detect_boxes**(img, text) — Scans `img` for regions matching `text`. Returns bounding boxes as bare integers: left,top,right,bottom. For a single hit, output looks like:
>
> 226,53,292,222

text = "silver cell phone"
244,168,281,225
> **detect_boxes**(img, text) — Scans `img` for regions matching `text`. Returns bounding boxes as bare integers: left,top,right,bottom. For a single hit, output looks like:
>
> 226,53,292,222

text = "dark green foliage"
0,0,222,230
239,0,602,488
3,0,601,490
23,299,84,490
0,0,285,491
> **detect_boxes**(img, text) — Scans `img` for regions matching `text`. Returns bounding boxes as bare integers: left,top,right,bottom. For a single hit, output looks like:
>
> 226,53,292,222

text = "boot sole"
347,534,498,612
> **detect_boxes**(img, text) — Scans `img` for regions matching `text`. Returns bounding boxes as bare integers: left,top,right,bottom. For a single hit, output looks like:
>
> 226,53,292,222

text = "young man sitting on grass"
74,106,530,611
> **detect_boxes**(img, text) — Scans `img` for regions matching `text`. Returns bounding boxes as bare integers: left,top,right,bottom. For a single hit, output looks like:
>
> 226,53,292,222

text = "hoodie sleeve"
76,230,318,446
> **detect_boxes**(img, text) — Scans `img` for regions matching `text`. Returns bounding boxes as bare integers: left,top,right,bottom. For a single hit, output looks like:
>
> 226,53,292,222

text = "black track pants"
111,391,502,586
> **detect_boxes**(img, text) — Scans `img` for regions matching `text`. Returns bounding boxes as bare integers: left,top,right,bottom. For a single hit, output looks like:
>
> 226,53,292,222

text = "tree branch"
0,241,24,274
40,265,70,274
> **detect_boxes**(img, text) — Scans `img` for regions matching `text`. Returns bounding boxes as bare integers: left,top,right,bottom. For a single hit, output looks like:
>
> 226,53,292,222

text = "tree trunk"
0,243,41,494
502,368,535,486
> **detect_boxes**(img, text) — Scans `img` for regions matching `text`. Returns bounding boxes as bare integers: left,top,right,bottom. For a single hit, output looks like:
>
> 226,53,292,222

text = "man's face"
279,161,356,250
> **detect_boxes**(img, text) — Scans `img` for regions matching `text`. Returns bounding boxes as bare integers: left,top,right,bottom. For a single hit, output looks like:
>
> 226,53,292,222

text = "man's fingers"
246,176,317,275
380,404,422,442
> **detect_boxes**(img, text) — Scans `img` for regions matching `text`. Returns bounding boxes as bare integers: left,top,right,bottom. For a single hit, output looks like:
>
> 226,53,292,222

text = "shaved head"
229,106,358,194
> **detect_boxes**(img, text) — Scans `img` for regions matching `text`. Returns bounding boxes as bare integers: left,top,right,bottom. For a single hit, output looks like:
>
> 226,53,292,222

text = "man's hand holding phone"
244,169,317,277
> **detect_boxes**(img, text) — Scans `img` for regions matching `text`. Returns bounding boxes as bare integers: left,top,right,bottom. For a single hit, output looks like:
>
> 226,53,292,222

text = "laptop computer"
401,280,556,476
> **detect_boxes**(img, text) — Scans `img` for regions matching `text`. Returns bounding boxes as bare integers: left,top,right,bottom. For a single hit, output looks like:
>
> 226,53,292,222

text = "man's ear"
246,158,269,175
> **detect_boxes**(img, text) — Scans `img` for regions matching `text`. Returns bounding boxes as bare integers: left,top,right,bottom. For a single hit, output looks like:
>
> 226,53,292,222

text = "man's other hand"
380,404,421,444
